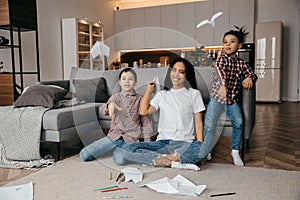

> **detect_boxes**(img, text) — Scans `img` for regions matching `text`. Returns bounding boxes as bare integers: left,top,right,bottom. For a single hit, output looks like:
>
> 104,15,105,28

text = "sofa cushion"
42,103,101,131
14,85,68,108
73,77,109,103
69,67,120,96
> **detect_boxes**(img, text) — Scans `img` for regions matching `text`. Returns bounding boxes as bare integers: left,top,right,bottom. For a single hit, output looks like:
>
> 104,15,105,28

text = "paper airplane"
121,167,143,183
152,76,161,94
91,41,110,59
142,175,207,196
196,11,223,28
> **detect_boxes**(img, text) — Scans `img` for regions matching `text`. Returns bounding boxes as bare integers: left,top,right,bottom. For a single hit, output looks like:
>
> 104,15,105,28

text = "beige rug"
3,155,300,200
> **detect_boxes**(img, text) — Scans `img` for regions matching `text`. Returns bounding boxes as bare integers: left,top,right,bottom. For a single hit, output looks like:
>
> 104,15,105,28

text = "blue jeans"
79,136,125,161
113,140,189,165
113,139,210,165
204,97,243,150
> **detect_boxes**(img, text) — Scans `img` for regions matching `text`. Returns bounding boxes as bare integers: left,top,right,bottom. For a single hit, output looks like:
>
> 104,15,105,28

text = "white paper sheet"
121,167,143,183
142,175,206,196
0,182,33,200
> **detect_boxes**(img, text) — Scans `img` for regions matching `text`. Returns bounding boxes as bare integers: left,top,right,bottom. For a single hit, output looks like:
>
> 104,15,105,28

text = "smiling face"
119,71,136,93
170,61,186,89
223,34,242,57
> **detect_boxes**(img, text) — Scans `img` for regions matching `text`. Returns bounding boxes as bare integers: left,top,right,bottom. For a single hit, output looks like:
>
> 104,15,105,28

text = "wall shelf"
0,0,40,103
62,18,104,79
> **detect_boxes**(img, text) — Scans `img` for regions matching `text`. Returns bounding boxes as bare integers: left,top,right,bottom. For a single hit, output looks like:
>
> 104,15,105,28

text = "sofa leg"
56,142,61,161
245,139,250,149
241,138,245,161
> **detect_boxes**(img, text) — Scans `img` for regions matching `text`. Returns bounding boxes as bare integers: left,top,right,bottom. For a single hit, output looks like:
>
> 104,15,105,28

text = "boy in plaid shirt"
205,26,257,166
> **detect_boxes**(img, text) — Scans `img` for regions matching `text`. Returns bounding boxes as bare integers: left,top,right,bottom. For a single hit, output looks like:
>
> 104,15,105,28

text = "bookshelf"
62,18,104,79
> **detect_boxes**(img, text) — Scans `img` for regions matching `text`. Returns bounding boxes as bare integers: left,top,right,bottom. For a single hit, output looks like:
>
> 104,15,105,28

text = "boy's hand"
218,85,227,98
242,77,253,91
108,102,122,117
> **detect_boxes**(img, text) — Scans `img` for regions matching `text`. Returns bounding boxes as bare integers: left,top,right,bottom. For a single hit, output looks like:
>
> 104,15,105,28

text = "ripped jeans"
113,138,213,166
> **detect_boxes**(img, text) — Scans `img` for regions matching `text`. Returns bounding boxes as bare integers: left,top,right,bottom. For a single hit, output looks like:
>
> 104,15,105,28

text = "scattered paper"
0,182,33,200
142,175,206,196
91,41,110,59
121,167,143,183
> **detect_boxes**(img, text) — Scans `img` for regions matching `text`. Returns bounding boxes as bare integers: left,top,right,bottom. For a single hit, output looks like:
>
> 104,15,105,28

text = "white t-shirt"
150,87,206,142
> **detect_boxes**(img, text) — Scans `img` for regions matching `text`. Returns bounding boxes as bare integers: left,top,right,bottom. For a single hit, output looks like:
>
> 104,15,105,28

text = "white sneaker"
206,153,212,161
231,149,244,166
171,161,201,171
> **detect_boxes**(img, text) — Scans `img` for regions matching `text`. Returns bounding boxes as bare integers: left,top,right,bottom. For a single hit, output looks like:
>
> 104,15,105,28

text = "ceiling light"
114,0,207,10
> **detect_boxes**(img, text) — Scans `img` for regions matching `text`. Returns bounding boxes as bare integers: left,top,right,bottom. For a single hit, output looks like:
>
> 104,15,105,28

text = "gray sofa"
39,66,256,160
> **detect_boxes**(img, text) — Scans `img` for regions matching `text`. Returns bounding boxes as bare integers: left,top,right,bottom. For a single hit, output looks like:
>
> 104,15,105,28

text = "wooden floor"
0,102,299,186
212,102,300,171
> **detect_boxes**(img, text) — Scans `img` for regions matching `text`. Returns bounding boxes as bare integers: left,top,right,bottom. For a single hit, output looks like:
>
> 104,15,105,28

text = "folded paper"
121,167,143,183
91,41,110,59
142,175,206,196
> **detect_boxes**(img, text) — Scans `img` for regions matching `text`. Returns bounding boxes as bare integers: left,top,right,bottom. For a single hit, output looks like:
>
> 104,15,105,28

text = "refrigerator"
255,21,283,102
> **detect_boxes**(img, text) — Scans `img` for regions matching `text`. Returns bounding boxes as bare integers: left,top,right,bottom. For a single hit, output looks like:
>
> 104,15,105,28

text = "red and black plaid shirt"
211,54,258,104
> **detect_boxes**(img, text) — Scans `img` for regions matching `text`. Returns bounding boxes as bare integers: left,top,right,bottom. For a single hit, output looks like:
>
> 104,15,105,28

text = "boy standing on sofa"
80,68,153,162
204,26,257,166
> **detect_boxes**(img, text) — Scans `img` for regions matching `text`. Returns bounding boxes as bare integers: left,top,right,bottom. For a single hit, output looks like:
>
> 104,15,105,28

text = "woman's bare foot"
165,153,180,162
153,157,172,167
153,153,180,167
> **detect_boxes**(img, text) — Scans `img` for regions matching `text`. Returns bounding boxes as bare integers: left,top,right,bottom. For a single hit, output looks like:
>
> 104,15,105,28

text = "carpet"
3,155,300,200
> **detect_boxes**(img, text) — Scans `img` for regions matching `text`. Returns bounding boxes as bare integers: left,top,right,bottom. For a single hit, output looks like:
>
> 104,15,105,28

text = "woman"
113,57,212,169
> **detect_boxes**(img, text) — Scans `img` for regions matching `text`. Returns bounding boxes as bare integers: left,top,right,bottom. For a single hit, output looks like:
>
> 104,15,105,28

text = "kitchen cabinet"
161,5,178,48
114,0,254,50
196,0,213,46
229,0,254,43
145,6,161,49
213,0,229,45
114,10,130,50
178,2,196,47
62,18,104,79
129,8,145,50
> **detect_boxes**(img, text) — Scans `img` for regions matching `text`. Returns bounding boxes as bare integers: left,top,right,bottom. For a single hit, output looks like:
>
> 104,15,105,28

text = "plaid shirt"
211,54,258,104
102,90,153,142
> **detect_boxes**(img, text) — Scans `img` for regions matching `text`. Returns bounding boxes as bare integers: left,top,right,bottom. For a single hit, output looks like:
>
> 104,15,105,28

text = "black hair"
118,67,137,81
223,25,249,43
164,57,197,90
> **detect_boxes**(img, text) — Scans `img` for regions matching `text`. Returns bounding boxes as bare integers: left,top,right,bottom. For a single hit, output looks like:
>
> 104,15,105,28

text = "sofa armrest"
38,80,70,91
242,83,256,140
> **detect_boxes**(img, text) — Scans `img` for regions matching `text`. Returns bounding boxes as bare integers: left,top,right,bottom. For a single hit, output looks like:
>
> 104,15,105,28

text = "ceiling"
112,0,207,10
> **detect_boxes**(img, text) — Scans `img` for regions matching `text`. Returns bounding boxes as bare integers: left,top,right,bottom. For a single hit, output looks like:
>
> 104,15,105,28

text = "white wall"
255,0,300,102
36,0,115,81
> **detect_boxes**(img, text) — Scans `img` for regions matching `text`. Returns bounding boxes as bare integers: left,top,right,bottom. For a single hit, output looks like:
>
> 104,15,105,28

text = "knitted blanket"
0,106,54,168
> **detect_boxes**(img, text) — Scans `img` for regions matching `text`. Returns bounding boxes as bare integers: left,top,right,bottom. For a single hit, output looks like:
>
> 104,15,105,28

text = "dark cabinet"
0,0,40,101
